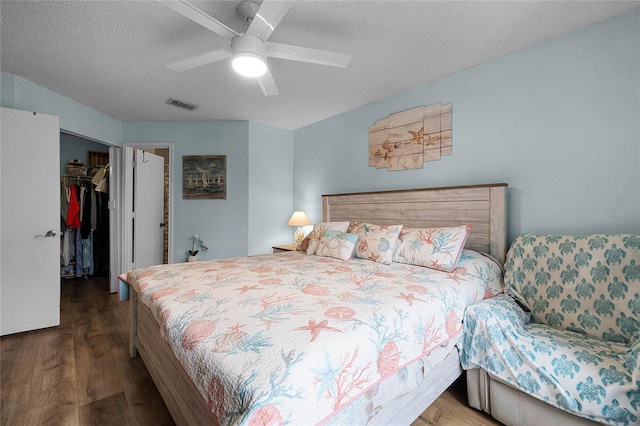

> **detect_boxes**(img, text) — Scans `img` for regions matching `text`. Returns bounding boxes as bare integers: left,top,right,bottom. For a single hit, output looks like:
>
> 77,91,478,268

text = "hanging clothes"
83,230,94,276
59,175,108,278
56,150,113,279
93,191,110,275
79,185,86,222
66,185,81,229
75,228,83,278
80,186,92,239
60,182,69,230
62,226,71,266
91,189,97,231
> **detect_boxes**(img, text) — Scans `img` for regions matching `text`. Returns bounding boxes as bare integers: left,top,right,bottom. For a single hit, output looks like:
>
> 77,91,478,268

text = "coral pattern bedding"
126,249,502,425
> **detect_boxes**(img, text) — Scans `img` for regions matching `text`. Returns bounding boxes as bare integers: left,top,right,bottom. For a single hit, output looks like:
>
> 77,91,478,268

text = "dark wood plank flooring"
1,277,500,425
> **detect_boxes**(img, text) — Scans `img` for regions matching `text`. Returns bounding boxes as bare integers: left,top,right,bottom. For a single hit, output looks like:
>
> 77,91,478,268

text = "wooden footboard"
130,288,215,425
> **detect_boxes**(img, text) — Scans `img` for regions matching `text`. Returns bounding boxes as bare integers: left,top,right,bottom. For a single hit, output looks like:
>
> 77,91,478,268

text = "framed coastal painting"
183,155,227,199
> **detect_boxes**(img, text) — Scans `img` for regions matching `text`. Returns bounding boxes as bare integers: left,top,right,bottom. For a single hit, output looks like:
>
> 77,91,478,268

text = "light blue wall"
248,121,294,255
124,120,295,260
60,133,110,175
4,8,639,264
1,71,295,261
122,121,250,262
293,10,640,241
1,73,122,146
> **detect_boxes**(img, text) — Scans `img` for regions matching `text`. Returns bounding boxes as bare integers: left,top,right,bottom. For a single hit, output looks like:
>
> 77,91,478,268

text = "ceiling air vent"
166,98,199,111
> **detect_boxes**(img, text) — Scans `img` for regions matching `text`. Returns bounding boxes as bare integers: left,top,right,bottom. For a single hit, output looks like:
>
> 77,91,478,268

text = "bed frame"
129,183,507,425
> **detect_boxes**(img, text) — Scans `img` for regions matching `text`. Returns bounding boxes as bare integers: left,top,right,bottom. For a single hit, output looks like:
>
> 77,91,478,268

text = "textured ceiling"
2,1,639,130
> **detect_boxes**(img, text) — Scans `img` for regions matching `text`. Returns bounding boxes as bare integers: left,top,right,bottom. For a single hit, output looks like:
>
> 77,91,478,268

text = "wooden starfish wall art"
369,103,452,171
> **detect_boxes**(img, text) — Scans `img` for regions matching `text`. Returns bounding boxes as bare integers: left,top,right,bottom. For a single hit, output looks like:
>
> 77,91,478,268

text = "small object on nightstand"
287,211,311,244
272,243,298,253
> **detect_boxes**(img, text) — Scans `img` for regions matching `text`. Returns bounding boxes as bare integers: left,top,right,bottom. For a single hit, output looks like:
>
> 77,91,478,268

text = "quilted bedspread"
126,249,502,425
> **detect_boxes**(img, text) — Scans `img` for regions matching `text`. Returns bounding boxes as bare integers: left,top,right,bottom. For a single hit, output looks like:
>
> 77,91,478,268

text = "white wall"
293,9,640,241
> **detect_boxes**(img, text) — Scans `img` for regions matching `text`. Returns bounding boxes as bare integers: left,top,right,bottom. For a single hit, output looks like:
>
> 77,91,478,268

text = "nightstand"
272,243,298,253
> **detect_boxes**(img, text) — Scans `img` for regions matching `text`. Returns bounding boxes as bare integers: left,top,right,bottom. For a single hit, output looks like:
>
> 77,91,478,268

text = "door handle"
34,230,56,238
160,222,165,228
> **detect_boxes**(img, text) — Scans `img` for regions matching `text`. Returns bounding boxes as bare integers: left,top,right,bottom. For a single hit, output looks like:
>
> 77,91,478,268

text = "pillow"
305,222,350,255
297,236,311,251
393,224,472,272
349,222,403,264
315,230,359,261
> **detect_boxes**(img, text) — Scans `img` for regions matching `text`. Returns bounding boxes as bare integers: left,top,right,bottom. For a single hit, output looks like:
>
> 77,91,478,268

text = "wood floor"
1,277,501,426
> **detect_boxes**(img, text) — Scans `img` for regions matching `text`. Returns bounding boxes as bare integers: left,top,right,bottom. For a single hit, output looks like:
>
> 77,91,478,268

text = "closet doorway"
59,131,117,292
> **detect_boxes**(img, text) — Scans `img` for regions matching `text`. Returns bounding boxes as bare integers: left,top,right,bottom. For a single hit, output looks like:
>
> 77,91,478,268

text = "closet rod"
61,175,93,185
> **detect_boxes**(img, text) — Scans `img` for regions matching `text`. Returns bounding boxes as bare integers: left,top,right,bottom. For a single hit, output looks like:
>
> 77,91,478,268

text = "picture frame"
182,155,227,200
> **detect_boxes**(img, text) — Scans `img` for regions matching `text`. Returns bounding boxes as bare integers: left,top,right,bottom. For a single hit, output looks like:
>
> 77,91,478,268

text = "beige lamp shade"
287,211,311,244
287,211,311,227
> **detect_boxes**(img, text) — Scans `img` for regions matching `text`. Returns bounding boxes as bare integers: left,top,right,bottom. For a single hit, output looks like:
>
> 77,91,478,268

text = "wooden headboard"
322,183,508,264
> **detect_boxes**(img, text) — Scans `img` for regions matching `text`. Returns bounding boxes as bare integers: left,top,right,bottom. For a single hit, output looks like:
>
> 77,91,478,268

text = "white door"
108,146,121,293
133,149,164,268
1,108,60,335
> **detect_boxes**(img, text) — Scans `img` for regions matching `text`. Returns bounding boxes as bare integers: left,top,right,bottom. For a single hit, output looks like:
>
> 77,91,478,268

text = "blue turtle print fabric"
461,234,640,425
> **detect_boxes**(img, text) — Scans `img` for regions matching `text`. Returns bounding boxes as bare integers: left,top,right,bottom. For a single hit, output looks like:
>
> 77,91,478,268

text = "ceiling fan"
160,0,352,96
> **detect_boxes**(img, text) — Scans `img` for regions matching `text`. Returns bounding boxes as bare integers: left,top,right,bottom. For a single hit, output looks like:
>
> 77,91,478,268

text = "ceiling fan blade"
267,42,351,67
159,0,239,40
166,46,232,72
246,1,292,41
257,69,279,96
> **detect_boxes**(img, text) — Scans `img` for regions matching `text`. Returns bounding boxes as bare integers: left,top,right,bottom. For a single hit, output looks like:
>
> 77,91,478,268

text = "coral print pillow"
394,225,472,272
304,222,350,255
315,230,359,261
349,222,403,265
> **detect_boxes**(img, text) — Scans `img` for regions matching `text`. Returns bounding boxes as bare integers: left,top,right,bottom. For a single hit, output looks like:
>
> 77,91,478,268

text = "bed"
124,183,507,425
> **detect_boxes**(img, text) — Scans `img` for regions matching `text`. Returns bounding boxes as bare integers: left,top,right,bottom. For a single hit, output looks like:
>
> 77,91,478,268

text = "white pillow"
348,222,403,265
316,230,359,261
393,225,472,272
306,222,350,255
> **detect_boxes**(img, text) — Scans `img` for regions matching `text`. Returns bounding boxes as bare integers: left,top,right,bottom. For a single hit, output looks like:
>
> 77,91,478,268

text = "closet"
60,133,111,280
59,174,109,279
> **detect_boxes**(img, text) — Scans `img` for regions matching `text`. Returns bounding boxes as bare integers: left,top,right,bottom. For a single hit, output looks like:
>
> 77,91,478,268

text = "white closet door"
1,107,60,335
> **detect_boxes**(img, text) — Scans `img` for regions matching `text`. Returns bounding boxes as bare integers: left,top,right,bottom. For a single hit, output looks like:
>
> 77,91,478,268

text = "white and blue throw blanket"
461,234,640,426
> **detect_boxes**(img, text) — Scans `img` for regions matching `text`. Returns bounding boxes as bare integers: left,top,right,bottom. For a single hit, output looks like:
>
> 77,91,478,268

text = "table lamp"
287,211,311,244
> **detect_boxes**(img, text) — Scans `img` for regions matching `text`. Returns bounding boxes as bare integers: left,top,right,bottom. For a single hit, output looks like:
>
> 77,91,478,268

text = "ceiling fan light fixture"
161,0,351,96
231,34,268,78
232,52,267,77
